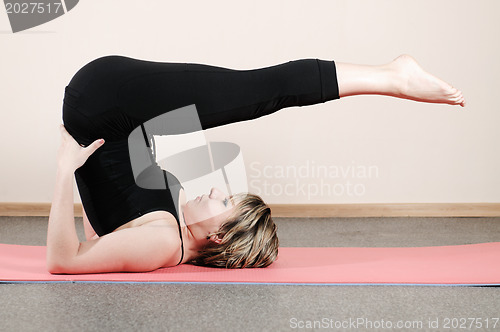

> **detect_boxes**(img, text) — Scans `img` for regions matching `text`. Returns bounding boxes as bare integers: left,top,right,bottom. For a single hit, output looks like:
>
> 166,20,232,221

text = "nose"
209,187,222,199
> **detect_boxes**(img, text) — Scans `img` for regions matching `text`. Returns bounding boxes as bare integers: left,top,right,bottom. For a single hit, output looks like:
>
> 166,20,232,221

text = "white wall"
0,0,499,204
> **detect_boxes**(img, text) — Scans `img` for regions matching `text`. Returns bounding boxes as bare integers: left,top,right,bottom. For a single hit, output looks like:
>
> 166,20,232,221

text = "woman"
47,54,465,274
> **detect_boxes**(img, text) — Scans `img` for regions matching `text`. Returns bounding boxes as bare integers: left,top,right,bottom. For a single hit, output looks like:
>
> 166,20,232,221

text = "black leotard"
62,55,340,264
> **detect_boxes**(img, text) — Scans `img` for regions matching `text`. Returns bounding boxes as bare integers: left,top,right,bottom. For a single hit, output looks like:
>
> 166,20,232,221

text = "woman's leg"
118,58,341,133
336,54,465,106
126,54,465,142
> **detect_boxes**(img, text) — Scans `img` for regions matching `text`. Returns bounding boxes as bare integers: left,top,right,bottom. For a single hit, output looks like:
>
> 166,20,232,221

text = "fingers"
60,124,105,154
84,138,105,157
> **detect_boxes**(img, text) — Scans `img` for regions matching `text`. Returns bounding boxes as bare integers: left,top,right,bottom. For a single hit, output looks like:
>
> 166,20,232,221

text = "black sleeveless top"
74,138,185,265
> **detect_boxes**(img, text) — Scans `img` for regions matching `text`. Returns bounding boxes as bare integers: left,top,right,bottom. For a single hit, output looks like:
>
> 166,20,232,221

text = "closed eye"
225,195,235,207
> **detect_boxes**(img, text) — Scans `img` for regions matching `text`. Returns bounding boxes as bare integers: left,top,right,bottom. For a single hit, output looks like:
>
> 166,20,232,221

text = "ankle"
381,63,407,97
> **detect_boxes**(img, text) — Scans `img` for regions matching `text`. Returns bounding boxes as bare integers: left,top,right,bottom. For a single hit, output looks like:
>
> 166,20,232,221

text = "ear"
208,234,223,244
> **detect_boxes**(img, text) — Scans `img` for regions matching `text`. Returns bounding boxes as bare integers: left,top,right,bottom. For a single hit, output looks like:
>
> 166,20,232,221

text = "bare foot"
388,54,466,107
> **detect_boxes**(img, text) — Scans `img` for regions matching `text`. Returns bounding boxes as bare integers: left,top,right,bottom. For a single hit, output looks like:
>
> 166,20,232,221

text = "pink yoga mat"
1,243,499,285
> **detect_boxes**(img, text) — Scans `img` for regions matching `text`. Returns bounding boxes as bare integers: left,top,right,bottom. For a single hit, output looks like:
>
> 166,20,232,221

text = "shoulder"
139,219,184,267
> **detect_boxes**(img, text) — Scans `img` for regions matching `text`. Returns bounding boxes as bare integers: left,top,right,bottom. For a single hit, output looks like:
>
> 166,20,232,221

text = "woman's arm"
46,167,81,269
49,224,180,274
46,165,179,273
82,206,98,241
47,125,179,274
46,125,104,271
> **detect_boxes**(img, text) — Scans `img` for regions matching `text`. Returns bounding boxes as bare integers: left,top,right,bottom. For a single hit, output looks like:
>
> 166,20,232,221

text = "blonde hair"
189,192,279,268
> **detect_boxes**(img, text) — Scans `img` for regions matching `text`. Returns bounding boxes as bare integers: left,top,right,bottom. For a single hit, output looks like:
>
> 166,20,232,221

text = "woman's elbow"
46,243,83,274
46,256,72,274
47,262,64,274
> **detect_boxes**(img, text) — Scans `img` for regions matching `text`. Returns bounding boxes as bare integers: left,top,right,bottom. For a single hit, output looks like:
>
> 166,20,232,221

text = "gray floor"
1,216,499,332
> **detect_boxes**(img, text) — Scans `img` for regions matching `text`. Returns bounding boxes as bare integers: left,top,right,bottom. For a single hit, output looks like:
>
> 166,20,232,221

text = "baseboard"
270,203,500,217
1,202,500,217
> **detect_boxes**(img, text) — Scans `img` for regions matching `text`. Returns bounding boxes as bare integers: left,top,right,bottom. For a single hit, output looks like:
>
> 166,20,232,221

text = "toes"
452,96,466,107
451,89,463,99
446,86,465,106
460,97,466,107
442,85,459,98
450,95,464,105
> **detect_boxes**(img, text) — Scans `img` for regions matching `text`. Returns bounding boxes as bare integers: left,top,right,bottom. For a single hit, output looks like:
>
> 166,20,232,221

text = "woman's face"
184,187,236,226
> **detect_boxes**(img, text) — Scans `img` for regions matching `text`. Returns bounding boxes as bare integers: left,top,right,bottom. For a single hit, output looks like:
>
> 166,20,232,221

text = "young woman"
47,54,465,274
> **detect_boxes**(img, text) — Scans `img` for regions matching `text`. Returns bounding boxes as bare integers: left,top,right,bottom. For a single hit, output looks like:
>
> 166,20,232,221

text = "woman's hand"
57,124,104,172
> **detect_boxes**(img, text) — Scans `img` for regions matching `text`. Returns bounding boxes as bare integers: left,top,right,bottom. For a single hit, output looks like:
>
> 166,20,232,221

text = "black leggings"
62,55,340,235
63,55,339,144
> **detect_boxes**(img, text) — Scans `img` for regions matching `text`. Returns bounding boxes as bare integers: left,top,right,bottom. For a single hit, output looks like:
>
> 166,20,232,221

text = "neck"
179,212,211,262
